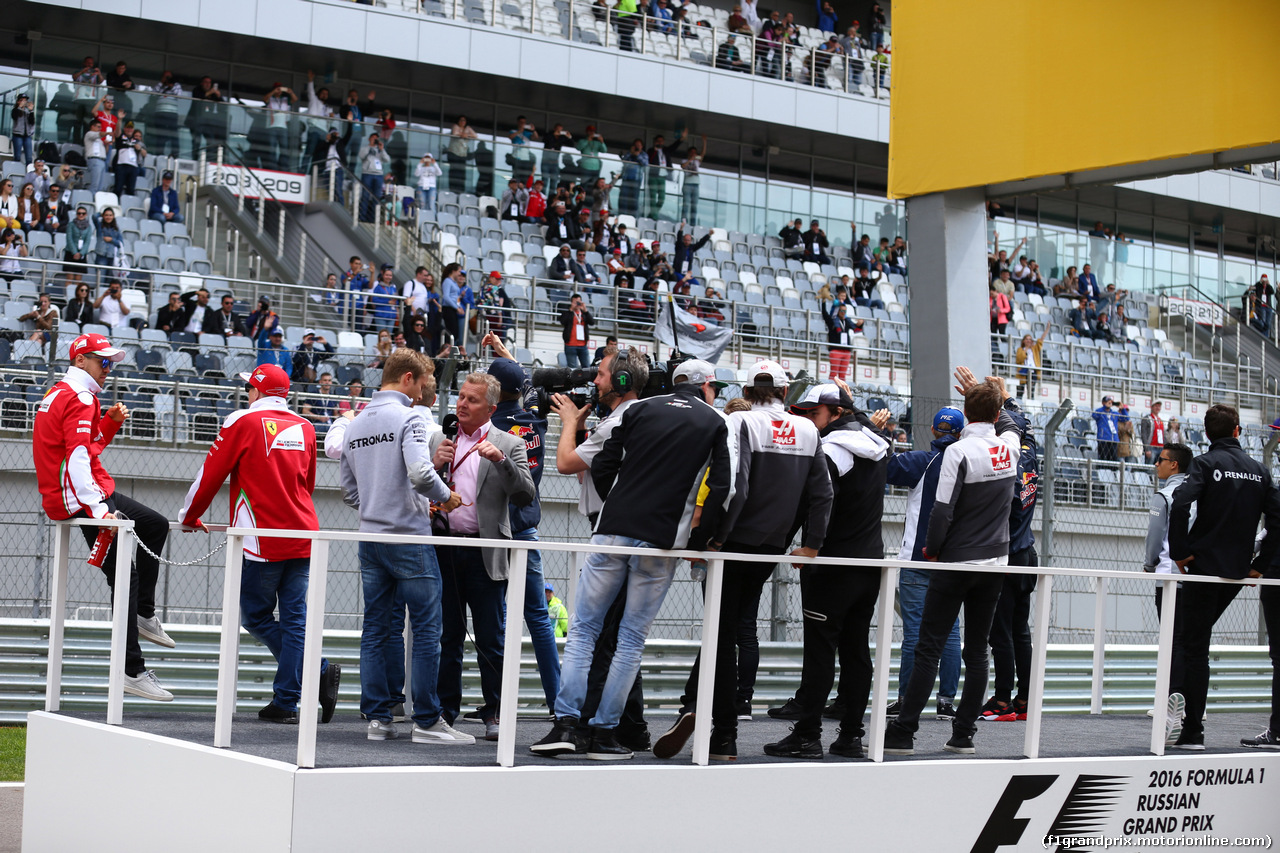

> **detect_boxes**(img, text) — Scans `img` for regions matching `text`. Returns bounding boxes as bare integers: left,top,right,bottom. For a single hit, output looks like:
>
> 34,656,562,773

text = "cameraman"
482,333,561,717
547,345,651,750
532,358,732,760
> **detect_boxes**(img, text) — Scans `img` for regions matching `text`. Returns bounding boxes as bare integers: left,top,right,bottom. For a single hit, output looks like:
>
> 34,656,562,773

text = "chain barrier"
112,510,229,567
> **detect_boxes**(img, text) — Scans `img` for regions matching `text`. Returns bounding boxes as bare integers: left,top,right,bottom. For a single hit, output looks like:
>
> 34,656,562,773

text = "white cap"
302,328,316,337
672,359,726,388
790,383,852,410
746,360,787,388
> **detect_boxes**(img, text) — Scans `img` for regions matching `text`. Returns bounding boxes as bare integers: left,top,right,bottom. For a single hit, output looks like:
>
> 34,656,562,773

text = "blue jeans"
266,126,289,172
564,345,589,368
416,188,436,214
438,545,506,723
13,136,33,168
240,557,328,712
149,212,186,225
358,542,445,726
555,534,677,728
513,527,561,709
681,180,700,225
898,567,959,702
360,174,383,222
86,158,107,194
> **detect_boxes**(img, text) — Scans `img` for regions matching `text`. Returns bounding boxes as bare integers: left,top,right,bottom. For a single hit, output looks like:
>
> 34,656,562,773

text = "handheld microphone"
441,413,459,440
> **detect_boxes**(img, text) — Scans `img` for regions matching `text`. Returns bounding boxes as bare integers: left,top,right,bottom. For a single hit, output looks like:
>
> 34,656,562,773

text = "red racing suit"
33,366,121,521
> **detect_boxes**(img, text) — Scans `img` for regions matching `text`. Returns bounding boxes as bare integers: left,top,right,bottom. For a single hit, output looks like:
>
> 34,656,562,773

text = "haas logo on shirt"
988,444,1012,472
770,419,797,446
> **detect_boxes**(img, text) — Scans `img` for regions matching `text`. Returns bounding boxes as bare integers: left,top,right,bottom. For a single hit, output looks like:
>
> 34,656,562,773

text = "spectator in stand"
627,243,653,282
507,116,540,184
1015,327,1048,399
1068,296,1106,340
40,184,71,234
1087,221,1110,279
151,71,183,158
20,293,61,344
14,185,39,237
301,373,340,426
311,124,353,204
10,95,35,168
577,126,607,188
816,0,838,32
989,284,1011,334
576,248,603,287
264,83,299,172
190,77,228,153
105,60,133,93
64,207,94,286
357,132,390,223
1091,395,1126,461
337,255,370,322
559,293,594,368
618,140,648,217
779,218,804,258
401,266,432,329
499,178,529,223
292,329,335,383
204,293,245,338
1249,275,1274,336
987,233,1022,281
866,3,887,49
440,263,467,346
545,201,581,249
1140,401,1166,464
680,137,707,224
673,220,711,280
649,0,674,32
1078,263,1101,301
479,271,513,340
0,228,26,282
614,0,639,52
1010,255,1032,290
91,92,123,150
1022,260,1046,296
0,181,20,231
607,248,636,288
551,244,575,282
72,56,104,133
404,317,431,353
156,291,190,334
1054,265,1079,298
257,328,292,370
92,207,122,285
413,154,442,214
1118,416,1141,464
850,231,875,270
524,178,548,221
801,220,831,265
369,329,394,369
112,124,145,198
24,161,52,205
148,170,184,225
852,269,886,309
825,302,858,381
716,35,750,72
646,130,685,217
338,380,367,415
63,283,93,327
1096,283,1127,323
367,265,400,334
540,124,572,193
84,119,109,194
246,296,281,348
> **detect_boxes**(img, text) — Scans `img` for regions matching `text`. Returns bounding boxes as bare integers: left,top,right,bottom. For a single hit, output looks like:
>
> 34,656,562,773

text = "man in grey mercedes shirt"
340,348,474,745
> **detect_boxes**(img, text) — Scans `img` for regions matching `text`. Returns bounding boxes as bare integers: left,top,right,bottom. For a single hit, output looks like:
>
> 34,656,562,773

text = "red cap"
488,270,502,280
612,247,622,254
238,364,291,397
69,333,125,363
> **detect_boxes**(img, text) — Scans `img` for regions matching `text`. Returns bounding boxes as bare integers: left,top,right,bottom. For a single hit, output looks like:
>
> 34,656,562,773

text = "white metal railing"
43,519,1280,768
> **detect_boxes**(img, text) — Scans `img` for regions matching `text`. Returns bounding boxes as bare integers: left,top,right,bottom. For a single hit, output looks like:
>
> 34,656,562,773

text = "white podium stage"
23,711,1280,852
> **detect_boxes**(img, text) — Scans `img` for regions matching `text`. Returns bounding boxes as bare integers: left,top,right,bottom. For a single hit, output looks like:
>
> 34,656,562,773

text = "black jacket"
811,411,893,559
1169,437,1280,580
203,308,245,337
558,306,593,343
779,225,802,249
544,212,581,247
593,383,732,550
673,228,711,277
156,302,191,334
309,122,354,171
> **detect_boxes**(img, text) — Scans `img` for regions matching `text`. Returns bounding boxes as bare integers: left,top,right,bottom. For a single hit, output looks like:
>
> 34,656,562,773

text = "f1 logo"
971,776,1057,853
989,444,1012,471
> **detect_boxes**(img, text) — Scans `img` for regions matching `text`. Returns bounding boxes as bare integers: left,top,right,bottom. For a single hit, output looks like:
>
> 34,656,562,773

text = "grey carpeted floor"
60,708,1272,769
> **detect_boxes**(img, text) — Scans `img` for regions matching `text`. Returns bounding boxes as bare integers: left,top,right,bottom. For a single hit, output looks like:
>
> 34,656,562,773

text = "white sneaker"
123,670,173,701
137,615,176,648
1164,693,1186,747
367,720,398,741
413,719,477,745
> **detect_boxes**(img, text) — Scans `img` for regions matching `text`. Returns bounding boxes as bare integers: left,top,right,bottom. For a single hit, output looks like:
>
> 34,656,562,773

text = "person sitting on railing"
884,372,1023,759
1168,404,1280,751
148,170,185,225
292,329,335,383
180,362,341,725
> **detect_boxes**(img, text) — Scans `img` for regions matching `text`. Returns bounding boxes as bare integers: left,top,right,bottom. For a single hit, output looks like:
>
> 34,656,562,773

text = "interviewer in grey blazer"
429,372,536,735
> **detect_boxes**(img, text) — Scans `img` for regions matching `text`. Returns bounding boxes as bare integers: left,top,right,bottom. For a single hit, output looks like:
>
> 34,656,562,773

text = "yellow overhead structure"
887,0,1280,199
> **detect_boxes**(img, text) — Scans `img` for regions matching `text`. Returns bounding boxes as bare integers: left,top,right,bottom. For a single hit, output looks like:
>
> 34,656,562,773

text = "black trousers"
580,583,647,733
1262,584,1280,734
1153,581,1187,697
678,544,777,733
896,568,1004,736
794,566,882,739
74,492,169,676
989,546,1037,702
1179,582,1242,738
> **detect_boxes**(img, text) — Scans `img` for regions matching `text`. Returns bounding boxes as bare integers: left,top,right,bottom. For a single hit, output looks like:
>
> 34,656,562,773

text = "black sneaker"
736,699,752,721
936,699,957,722
462,708,485,722
709,728,737,761
653,711,696,759
615,726,652,752
1172,732,1205,751
1240,728,1280,750
829,728,863,758
883,723,914,755
259,701,298,724
764,729,823,759
390,702,406,722
884,699,901,719
319,663,341,724
822,698,847,721
530,716,587,757
979,696,1010,721
767,698,803,720
944,732,976,754
586,726,634,761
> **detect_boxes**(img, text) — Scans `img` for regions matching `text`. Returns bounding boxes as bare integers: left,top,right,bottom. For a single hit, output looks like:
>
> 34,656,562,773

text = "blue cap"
487,357,526,394
933,407,965,434
544,582,554,592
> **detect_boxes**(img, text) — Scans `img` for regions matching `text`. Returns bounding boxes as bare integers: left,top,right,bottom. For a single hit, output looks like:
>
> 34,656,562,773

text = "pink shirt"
447,420,490,534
